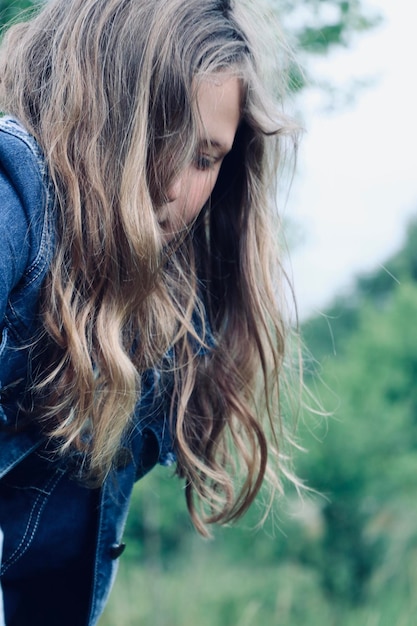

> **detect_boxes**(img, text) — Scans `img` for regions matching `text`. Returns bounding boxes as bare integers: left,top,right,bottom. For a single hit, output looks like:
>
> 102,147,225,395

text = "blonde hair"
0,0,299,534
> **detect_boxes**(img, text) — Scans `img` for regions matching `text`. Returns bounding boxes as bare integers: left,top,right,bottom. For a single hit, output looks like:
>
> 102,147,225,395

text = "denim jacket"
0,117,180,625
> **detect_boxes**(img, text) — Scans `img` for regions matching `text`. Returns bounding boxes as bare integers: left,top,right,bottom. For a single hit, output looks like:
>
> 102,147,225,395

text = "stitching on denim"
0,119,46,178
20,184,53,287
2,309,27,349
88,487,106,624
0,328,8,358
0,468,64,575
2,311,24,346
0,439,43,481
0,119,54,288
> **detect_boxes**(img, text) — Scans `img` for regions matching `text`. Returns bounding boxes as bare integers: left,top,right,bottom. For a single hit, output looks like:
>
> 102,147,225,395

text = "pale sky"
287,0,417,318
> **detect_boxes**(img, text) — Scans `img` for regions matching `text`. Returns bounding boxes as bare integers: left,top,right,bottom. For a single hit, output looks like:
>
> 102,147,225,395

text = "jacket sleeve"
0,167,30,324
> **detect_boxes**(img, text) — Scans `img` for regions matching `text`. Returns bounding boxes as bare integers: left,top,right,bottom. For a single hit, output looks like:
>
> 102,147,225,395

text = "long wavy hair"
0,0,299,534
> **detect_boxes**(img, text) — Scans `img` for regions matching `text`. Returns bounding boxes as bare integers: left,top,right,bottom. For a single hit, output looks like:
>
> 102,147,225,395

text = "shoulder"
0,117,54,294
0,116,46,171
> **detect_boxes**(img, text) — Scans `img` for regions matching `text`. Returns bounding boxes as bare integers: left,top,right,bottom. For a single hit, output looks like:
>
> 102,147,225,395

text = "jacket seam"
0,118,54,289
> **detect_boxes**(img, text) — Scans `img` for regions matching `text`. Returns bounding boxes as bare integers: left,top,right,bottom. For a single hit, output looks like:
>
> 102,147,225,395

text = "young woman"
0,0,298,624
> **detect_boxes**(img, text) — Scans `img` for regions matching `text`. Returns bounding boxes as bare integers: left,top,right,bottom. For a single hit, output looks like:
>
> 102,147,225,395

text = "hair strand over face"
0,0,300,534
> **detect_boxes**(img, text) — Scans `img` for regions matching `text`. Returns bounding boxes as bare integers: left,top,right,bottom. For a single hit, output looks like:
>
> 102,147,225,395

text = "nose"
166,175,182,203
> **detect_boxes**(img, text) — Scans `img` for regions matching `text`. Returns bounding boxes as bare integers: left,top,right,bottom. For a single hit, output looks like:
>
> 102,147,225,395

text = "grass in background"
99,544,417,626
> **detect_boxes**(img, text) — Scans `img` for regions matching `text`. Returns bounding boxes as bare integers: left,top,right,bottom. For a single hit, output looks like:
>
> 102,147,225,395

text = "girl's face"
158,73,241,242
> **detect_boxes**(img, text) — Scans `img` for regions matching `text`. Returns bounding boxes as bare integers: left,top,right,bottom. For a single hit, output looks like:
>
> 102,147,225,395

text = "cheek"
188,171,219,216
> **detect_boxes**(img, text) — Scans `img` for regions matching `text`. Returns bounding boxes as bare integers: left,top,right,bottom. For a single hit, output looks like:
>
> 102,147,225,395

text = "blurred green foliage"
99,220,417,625
296,220,417,609
273,0,381,93
0,0,37,27
282,0,380,54
3,1,412,625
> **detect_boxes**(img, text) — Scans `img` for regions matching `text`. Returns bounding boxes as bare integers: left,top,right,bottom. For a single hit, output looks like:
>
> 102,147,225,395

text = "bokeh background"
2,1,416,624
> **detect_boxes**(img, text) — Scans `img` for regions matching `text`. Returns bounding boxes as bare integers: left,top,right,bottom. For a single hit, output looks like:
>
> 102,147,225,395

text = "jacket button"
109,542,126,559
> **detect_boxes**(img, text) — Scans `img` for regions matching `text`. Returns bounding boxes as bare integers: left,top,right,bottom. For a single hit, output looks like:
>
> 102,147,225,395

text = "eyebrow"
198,138,232,155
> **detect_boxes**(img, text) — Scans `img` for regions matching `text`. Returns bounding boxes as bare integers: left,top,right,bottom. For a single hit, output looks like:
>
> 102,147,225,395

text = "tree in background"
296,220,417,611
275,0,381,92
6,2,411,625
0,0,37,27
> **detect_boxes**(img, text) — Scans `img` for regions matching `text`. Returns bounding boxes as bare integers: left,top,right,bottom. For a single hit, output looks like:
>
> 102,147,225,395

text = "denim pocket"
0,453,65,576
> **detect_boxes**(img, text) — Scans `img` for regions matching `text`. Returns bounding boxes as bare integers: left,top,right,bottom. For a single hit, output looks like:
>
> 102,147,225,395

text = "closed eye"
194,153,222,171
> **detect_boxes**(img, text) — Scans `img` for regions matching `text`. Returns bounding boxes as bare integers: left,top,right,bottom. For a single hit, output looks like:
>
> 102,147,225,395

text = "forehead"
194,73,242,152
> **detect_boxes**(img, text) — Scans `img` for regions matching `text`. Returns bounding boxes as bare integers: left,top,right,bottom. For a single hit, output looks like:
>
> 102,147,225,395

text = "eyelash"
194,154,218,171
